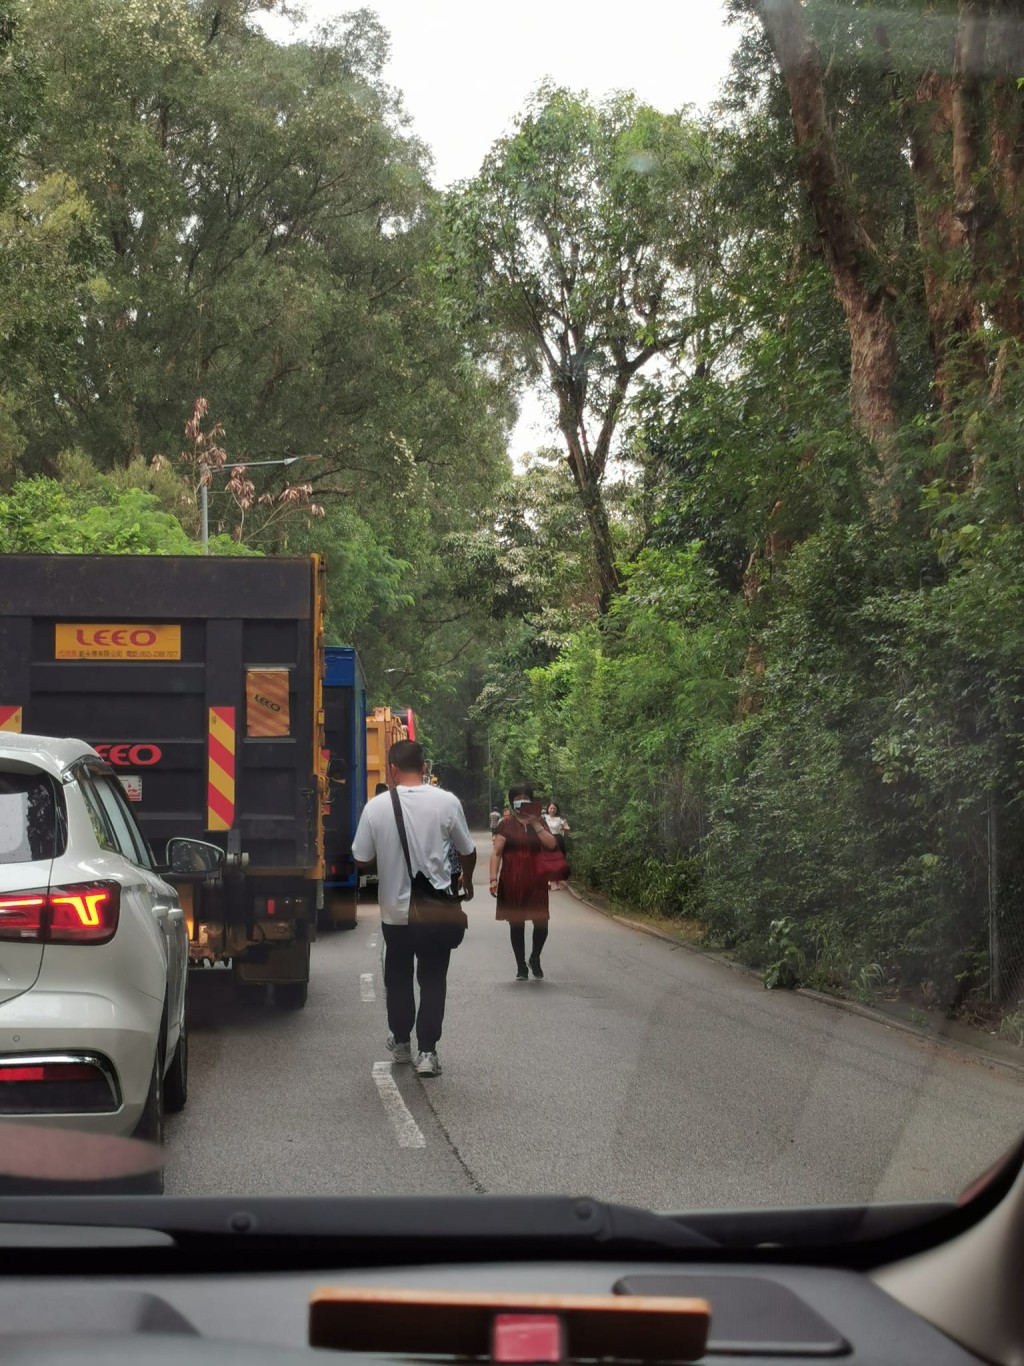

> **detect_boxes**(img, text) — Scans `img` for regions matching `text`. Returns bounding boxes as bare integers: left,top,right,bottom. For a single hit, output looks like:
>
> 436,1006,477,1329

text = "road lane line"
372,1062,426,1148
360,972,376,1001
369,933,379,948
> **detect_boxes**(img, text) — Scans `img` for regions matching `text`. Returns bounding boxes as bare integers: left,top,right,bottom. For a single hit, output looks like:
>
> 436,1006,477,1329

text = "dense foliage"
480,2,1024,1017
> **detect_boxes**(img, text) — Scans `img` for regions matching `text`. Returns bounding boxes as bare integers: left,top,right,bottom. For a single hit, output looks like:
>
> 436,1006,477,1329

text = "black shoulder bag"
390,788,468,949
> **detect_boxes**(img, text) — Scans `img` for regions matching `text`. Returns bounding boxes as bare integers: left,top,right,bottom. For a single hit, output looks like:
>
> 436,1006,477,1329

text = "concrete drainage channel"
562,881,1024,1080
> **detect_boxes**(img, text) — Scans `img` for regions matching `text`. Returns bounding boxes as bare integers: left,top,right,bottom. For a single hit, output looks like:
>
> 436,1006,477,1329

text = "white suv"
0,734,203,1158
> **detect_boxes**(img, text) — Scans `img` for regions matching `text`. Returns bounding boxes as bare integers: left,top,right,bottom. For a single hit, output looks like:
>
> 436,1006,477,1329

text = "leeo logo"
94,743,163,767
55,623,181,660
76,628,158,648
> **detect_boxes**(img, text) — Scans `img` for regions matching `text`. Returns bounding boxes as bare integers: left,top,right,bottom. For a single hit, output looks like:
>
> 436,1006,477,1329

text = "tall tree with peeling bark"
442,86,718,612
749,0,900,457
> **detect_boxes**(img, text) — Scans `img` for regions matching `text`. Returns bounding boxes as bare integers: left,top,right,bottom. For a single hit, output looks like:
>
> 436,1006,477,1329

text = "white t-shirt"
351,784,475,926
544,814,568,836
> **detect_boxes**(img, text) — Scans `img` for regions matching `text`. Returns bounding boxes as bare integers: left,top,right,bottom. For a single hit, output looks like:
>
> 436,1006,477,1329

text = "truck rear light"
0,1054,120,1114
0,882,120,944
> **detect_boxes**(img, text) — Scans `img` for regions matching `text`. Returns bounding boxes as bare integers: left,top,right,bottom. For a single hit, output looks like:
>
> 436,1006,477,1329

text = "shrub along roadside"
495,509,1024,1025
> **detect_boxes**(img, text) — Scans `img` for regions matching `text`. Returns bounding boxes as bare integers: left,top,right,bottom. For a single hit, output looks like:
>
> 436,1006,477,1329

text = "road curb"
564,881,1024,1080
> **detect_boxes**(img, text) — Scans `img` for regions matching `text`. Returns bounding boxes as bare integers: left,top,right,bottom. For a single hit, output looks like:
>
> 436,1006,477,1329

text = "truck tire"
321,888,358,932
231,961,267,1007
274,981,308,1010
164,1016,188,1114
336,889,359,930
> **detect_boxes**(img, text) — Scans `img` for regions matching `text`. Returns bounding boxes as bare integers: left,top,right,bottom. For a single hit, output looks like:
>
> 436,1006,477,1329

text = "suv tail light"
0,881,120,944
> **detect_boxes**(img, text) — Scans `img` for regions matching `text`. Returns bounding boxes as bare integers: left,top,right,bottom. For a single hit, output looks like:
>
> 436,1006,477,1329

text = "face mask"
512,799,529,811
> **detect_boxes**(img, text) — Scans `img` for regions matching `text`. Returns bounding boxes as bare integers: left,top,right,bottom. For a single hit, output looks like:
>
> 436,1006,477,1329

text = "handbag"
390,789,468,948
536,844,571,883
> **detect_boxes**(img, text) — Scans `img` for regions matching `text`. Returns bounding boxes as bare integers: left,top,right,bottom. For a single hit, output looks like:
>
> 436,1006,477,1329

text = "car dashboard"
0,1187,1013,1366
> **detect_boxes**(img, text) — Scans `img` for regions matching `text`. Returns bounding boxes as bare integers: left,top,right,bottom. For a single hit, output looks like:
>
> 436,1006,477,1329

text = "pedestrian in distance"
352,739,477,1077
543,802,570,890
490,783,559,981
489,808,501,834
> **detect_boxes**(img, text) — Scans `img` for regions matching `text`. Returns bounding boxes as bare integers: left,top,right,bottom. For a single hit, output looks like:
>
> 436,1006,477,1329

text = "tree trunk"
983,0,1024,342
756,0,899,456
578,476,619,615
559,422,620,614
909,71,986,423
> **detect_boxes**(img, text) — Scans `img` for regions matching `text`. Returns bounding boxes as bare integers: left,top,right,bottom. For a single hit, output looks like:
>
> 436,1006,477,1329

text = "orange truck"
364,706,415,798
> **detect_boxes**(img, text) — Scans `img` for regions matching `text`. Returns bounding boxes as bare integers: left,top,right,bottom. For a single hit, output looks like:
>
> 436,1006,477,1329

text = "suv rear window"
0,770,66,864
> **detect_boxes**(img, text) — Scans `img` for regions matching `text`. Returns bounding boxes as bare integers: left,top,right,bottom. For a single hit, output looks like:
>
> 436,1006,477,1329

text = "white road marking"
360,972,376,1002
372,1062,426,1149
369,933,379,948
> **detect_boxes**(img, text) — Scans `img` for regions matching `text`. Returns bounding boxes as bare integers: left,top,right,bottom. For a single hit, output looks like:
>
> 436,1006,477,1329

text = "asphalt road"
165,837,1023,1208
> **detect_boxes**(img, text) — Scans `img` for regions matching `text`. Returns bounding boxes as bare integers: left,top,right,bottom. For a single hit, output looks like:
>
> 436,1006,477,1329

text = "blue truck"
321,646,368,928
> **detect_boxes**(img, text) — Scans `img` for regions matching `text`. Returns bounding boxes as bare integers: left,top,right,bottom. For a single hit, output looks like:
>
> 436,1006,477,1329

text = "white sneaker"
387,1035,412,1064
416,1050,442,1077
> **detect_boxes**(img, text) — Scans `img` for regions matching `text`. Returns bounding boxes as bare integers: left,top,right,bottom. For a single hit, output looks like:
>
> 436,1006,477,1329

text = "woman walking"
490,783,559,980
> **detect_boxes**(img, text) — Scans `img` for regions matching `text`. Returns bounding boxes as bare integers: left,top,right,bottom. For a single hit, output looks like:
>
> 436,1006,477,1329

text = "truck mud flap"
233,938,310,986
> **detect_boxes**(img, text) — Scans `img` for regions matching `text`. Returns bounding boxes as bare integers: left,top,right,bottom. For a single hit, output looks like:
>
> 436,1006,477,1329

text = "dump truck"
321,645,368,929
0,554,327,1008
364,706,415,800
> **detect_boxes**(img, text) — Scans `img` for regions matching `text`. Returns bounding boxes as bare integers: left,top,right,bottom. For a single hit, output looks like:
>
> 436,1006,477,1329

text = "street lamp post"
200,453,320,553
200,460,210,550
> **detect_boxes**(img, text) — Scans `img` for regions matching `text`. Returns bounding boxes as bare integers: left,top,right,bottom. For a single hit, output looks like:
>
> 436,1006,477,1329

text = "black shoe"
529,957,544,979
515,965,529,981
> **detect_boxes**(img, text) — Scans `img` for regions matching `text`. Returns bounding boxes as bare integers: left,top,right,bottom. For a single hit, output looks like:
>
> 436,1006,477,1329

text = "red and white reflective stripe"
207,706,236,831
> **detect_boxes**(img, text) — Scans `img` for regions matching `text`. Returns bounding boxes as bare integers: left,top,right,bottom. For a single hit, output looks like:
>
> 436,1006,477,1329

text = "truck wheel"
337,890,359,930
232,962,267,1007
323,888,358,931
275,981,308,1010
164,1016,188,1114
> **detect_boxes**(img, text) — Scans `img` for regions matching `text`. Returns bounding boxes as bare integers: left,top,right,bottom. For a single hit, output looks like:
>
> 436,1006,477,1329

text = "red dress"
495,817,549,924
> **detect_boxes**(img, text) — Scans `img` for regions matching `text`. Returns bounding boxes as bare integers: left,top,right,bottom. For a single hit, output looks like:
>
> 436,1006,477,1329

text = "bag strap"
390,787,415,881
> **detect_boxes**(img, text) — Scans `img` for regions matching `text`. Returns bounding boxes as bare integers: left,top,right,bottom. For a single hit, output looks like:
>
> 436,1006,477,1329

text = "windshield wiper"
0,1195,718,1258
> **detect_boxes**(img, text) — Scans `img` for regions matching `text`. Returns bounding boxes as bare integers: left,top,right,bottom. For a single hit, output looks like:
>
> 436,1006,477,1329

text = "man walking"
352,740,477,1077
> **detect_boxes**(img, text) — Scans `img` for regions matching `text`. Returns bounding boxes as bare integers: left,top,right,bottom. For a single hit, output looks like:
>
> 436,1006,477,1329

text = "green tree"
443,86,719,610
14,0,510,525
0,468,252,553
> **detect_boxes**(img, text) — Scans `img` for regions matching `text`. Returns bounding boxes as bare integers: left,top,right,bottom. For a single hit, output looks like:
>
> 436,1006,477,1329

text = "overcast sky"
260,1,740,452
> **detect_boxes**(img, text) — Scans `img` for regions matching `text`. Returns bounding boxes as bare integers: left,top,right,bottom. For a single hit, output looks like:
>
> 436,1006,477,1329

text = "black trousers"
510,920,549,966
381,922,452,1052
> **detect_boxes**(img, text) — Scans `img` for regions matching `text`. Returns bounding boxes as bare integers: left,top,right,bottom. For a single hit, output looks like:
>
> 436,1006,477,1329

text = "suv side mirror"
166,837,225,876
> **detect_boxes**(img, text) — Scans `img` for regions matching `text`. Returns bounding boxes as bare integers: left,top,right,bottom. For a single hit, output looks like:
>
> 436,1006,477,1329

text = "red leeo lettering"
94,743,162,767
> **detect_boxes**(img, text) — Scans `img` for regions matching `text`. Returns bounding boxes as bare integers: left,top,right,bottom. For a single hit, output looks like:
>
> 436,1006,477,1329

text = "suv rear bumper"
0,988,162,1134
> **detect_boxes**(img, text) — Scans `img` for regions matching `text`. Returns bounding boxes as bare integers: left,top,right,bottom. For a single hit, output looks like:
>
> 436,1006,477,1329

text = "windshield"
0,0,1020,1217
